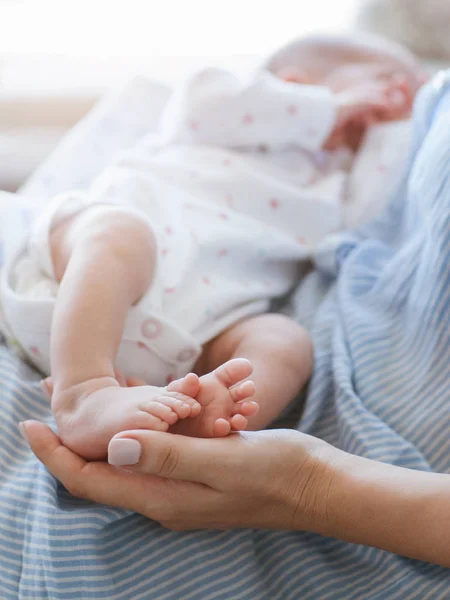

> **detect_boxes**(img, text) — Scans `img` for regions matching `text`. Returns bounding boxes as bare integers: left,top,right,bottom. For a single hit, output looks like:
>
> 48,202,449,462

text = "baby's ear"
275,67,311,84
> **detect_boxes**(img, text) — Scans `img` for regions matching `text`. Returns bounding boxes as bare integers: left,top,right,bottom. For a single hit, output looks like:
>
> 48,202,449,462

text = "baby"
0,32,424,461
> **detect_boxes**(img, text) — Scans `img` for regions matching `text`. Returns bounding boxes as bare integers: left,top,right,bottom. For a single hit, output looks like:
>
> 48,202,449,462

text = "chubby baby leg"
47,204,195,460
191,314,313,433
123,316,311,439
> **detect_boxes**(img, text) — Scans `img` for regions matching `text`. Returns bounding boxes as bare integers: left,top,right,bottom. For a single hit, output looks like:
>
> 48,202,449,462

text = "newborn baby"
0,32,424,460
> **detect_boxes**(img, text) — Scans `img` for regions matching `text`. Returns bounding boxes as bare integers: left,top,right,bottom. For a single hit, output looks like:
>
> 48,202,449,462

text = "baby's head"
265,31,426,97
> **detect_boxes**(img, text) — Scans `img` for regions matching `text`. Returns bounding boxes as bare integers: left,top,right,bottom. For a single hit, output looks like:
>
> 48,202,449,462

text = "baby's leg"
48,206,200,460
169,314,313,436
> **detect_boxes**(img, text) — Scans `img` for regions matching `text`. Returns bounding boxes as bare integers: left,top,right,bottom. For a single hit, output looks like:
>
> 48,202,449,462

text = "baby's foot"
53,373,202,460
167,358,259,437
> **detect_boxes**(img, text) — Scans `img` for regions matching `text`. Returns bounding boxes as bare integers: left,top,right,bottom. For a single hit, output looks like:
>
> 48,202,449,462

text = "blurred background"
10,0,450,196
1,0,359,89
0,0,359,190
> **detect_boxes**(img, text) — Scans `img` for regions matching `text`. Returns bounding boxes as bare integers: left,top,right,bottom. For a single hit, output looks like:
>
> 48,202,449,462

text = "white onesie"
1,69,348,386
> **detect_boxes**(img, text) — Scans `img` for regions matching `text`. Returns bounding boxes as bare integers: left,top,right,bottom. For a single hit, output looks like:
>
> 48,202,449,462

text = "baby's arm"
324,81,409,151
161,68,337,153
197,314,313,430
161,68,405,154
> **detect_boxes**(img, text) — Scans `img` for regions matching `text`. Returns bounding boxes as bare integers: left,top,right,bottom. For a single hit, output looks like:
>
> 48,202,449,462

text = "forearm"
161,69,336,151
50,208,155,398
299,441,450,566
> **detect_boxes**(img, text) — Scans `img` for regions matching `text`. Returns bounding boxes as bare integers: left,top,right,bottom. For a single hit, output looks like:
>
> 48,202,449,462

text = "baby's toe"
164,397,195,419
230,380,256,403
167,372,200,397
214,358,253,389
139,412,170,431
233,400,259,417
164,392,202,419
212,417,232,437
230,414,248,431
140,401,180,425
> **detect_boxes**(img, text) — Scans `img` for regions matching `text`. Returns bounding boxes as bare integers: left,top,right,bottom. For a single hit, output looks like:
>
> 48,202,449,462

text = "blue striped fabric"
1,76,450,598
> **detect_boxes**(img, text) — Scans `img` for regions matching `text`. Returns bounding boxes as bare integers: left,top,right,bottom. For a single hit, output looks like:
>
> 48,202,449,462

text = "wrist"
308,448,450,566
283,432,450,566
300,446,391,542
282,431,346,533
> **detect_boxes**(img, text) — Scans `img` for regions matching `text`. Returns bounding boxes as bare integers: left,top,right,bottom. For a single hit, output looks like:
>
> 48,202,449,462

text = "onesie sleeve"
160,68,337,152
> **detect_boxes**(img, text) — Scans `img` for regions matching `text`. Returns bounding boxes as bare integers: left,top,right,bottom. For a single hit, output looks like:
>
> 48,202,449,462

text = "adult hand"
20,421,333,532
21,419,450,566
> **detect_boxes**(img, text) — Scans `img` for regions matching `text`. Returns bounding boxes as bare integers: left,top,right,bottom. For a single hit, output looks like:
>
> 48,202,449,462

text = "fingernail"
40,380,51,400
108,438,141,466
18,422,29,444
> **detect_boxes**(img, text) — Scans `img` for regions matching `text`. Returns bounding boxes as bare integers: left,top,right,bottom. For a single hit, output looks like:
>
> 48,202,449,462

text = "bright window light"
0,0,357,58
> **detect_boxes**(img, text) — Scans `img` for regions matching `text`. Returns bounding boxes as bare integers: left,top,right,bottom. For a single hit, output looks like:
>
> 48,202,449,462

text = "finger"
362,112,375,126
388,88,406,108
393,73,417,107
108,429,239,485
367,96,391,112
21,420,114,501
22,420,85,471
347,126,365,151
21,420,165,511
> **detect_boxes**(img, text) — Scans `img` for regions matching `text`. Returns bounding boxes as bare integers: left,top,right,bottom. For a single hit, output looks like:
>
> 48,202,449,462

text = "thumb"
108,430,240,486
